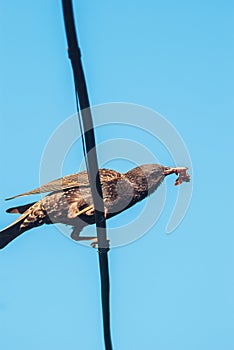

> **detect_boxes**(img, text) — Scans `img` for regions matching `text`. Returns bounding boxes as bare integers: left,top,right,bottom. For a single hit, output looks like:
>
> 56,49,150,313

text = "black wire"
61,1,113,349
99,252,112,350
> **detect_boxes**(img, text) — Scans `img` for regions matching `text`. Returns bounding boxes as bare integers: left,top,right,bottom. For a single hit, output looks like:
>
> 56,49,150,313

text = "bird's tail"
0,222,25,249
0,203,36,249
6,202,36,214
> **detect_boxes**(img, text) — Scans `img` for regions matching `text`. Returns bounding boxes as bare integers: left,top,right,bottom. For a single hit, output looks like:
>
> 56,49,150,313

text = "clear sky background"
0,1,234,349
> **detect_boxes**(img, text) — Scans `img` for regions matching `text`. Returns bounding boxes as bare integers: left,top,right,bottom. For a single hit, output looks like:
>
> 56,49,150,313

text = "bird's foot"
164,166,190,186
91,239,98,249
90,237,110,249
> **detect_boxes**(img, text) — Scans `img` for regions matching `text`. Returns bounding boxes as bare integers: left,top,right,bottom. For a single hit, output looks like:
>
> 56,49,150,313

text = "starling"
0,164,190,249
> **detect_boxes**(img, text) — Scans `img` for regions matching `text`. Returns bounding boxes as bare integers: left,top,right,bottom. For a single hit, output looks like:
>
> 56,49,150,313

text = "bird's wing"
5,172,90,201
5,169,122,201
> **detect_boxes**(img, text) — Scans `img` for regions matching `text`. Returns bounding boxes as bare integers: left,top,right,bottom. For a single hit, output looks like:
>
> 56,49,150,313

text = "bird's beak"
164,167,190,186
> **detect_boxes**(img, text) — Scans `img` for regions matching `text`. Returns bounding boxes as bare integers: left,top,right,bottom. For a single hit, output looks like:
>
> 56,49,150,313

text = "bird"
0,164,190,249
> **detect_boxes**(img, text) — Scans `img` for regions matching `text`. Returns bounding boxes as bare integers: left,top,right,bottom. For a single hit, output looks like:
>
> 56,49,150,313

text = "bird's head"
125,164,190,193
124,164,167,195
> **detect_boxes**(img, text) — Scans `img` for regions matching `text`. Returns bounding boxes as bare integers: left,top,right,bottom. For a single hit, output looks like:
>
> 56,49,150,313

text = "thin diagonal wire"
61,1,113,349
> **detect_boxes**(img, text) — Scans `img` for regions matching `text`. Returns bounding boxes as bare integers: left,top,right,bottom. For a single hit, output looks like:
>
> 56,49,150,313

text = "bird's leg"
71,203,109,247
164,166,190,186
73,235,97,242
86,206,109,248
72,234,110,248
85,206,109,248
71,228,97,242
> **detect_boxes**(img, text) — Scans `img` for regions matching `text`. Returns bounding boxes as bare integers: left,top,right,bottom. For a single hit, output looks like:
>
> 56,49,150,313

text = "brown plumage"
0,164,190,249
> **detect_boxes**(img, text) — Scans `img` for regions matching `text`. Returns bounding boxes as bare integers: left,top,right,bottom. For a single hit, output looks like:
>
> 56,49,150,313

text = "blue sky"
0,1,234,349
